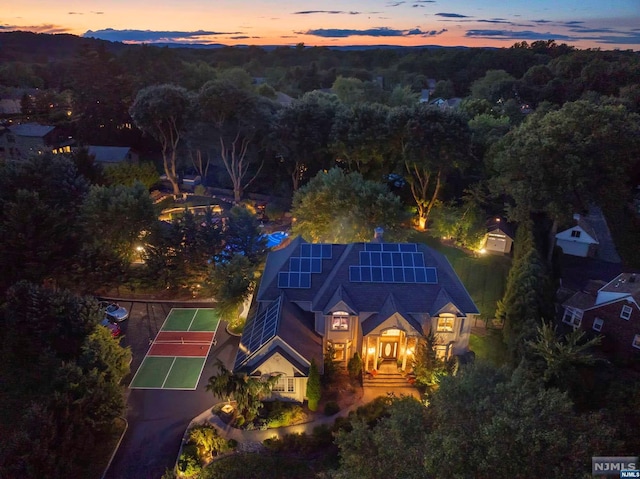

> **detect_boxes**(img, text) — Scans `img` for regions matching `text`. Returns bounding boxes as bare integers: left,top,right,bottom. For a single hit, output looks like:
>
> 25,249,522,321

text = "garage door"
486,234,506,252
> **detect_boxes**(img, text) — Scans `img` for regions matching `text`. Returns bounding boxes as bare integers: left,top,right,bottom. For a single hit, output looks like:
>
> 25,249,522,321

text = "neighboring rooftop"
600,273,640,295
87,145,134,163
10,122,55,137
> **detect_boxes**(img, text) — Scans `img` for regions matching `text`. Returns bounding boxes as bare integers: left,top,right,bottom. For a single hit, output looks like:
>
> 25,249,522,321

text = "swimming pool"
265,231,289,248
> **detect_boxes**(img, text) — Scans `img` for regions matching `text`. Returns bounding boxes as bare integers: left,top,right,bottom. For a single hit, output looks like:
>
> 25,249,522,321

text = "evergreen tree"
306,358,321,412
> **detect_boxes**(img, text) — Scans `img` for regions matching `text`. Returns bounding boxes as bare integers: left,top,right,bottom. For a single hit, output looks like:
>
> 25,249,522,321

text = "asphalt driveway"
104,301,239,479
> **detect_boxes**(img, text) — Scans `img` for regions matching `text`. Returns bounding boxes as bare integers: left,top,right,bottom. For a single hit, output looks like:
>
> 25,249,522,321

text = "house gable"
555,225,598,244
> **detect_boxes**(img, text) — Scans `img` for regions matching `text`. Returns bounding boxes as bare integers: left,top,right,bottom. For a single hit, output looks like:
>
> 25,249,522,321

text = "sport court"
130,308,219,390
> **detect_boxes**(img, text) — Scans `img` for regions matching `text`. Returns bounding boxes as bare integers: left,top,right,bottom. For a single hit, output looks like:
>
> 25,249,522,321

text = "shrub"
188,422,229,459
347,352,363,381
265,402,305,428
265,201,286,221
234,415,245,428
324,401,340,416
177,444,201,477
312,424,334,447
194,184,207,196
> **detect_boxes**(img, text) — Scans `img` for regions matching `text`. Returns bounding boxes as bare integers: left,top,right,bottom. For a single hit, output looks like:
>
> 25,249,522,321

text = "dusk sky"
4,0,640,50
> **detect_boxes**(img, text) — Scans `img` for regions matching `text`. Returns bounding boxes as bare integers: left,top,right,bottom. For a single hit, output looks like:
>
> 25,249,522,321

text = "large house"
562,272,640,360
0,122,63,159
233,234,479,403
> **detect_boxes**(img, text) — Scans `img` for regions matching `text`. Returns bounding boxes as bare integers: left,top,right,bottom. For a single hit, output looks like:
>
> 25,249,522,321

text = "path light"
479,248,486,255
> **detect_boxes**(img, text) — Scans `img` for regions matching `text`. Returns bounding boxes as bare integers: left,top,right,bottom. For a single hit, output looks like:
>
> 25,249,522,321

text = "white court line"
186,308,199,331
160,357,177,388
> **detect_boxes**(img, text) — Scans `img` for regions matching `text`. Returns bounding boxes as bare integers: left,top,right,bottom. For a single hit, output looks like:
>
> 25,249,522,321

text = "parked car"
100,301,129,323
100,318,122,338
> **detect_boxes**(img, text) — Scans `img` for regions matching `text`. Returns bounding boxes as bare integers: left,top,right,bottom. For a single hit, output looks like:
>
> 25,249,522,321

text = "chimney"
573,213,581,222
630,274,637,283
373,227,384,243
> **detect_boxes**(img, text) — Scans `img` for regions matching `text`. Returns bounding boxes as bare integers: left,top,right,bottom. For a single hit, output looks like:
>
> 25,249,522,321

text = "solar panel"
234,297,282,369
351,244,438,284
279,243,332,289
278,271,312,289
300,243,332,259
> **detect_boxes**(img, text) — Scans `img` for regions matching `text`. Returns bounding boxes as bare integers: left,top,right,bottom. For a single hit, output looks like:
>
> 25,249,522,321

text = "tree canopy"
291,168,410,243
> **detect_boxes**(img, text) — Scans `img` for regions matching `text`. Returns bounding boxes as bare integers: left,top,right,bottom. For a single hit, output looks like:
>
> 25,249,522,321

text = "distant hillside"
0,31,470,63
0,31,129,62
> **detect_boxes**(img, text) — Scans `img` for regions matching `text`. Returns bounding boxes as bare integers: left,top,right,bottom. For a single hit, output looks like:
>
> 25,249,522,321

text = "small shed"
483,218,514,254
555,214,599,258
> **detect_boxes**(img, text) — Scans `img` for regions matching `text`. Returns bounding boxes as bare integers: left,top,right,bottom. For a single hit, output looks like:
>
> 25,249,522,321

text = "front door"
381,341,398,359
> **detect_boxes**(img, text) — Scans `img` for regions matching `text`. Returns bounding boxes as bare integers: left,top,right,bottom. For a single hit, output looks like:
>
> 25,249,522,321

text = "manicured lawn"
469,331,508,366
410,231,511,320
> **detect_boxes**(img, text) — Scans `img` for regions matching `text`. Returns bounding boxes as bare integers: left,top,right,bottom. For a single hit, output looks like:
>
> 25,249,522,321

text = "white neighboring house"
555,214,599,258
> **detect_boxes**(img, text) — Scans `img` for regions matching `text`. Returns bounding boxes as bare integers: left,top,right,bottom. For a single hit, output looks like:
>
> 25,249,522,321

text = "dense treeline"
0,283,132,478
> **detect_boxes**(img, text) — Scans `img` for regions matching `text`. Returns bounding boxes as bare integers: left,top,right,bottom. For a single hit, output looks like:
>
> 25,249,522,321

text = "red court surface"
148,342,210,357
148,330,216,357
155,331,215,343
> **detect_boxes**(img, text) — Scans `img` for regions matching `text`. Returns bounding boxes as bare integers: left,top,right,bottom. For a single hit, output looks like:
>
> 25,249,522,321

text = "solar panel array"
234,297,281,369
278,243,333,289
350,243,438,284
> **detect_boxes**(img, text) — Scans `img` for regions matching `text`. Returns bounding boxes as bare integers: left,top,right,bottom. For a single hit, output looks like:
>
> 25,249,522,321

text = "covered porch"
362,328,419,373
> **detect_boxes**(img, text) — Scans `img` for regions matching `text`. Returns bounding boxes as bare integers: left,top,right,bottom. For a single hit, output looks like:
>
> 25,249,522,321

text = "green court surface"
162,308,219,332
130,356,206,390
129,308,218,390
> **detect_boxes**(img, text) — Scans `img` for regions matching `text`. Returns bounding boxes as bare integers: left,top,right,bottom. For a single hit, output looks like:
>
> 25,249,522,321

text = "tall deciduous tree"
196,79,276,203
490,100,640,260
76,182,157,290
392,105,473,229
130,84,192,196
334,396,429,479
291,168,409,243
330,102,392,180
272,91,340,191
425,363,619,479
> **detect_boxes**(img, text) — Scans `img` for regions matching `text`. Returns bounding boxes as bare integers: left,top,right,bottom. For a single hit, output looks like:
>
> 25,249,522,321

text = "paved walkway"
586,205,622,264
183,386,421,452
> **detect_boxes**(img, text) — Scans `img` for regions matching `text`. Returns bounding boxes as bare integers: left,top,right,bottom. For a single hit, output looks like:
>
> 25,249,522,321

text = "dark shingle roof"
257,238,479,317
234,293,322,374
87,146,133,163
10,122,55,137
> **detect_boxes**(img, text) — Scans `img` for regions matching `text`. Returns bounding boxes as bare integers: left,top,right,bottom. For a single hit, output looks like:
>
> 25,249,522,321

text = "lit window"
632,335,640,350
435,346,449,359
562,307,583,328
437,316,454,332
571,230,581,238
272,375,288,392
331,312,349,330
332,343,346,361
592,318,604,332
287,378,294,392
621,305,633,320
